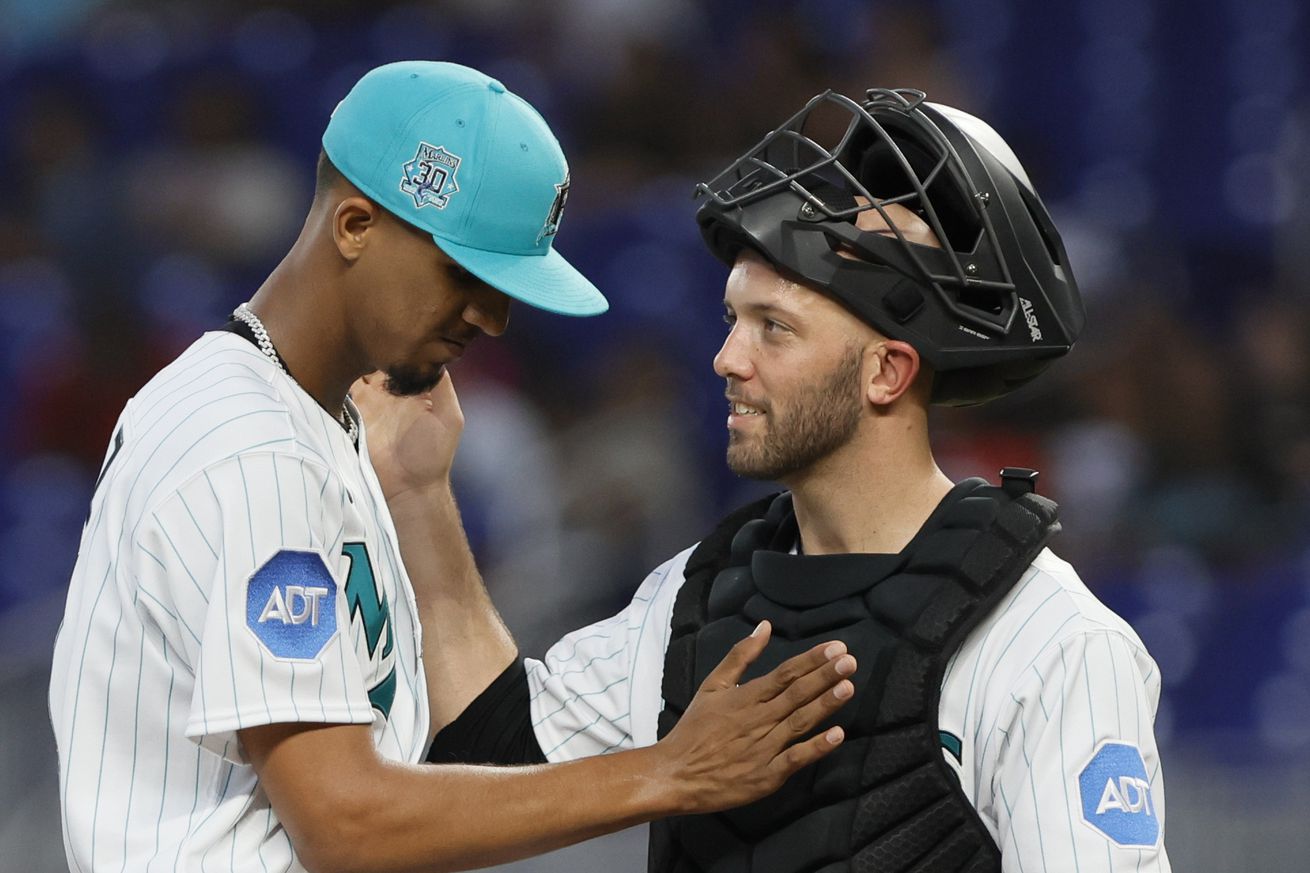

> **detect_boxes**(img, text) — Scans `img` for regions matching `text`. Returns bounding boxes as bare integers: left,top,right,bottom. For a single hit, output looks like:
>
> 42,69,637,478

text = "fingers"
770,725,847,780
427,370,464,421
348,371,393,417
760,649,856,721
748,639,850,703
700,620,772,690
763,660,853,751
349,371,382,398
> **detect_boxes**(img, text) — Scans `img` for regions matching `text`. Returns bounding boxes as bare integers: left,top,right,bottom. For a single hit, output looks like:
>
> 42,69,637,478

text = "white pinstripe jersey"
49,331,429,873
527,543,1173,872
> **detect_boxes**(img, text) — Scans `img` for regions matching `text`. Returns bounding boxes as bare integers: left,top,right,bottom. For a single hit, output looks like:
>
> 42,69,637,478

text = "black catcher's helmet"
695,88,1085,406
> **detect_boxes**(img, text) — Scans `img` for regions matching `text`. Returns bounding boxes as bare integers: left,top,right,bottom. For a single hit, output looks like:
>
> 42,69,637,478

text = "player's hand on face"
350,370,465,501
652,620,855,814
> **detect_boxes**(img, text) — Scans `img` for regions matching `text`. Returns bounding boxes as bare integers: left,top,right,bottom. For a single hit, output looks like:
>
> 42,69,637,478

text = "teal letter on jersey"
246,551,338,660
342,542,396,717
342,543,393,660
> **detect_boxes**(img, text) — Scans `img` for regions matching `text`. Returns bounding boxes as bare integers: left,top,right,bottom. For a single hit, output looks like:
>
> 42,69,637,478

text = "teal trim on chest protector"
940,730,963,764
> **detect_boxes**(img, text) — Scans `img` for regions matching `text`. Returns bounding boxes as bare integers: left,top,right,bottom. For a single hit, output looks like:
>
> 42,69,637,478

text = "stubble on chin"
725,428,774,480
383,363,446,397
724,345,864,482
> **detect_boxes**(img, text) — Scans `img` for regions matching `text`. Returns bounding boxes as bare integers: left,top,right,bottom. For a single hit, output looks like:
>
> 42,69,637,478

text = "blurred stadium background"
2,0,1309,869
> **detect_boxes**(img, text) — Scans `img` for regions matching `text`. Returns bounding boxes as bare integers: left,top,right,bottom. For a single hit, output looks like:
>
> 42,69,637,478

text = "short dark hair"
315,149,346,196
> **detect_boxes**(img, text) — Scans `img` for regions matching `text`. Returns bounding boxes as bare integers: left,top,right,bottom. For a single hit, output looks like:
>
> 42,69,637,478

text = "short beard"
726,345,863,481
384,363,446,397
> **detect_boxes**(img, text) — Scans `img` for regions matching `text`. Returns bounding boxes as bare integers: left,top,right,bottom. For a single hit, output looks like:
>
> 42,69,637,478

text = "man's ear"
332,196,380,262
865,340,922,407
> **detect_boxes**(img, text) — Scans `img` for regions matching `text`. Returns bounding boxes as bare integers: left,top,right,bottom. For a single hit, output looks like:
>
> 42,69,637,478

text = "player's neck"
785,418,952,557
245,245,364,416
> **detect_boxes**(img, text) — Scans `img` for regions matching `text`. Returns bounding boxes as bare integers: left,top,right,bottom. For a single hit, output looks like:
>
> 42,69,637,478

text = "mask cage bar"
695,88,1018,335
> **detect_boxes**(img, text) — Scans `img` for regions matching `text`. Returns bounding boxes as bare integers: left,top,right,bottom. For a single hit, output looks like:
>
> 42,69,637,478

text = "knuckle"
782,682,812,709
772,662,801,686
785,709,810,736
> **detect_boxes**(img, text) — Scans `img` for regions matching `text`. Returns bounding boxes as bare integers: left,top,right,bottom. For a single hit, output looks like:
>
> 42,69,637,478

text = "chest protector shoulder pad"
651,472,1059,873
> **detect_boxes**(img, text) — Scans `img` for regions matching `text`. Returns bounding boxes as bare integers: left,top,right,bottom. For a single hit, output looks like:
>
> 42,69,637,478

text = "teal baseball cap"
322,61,608,317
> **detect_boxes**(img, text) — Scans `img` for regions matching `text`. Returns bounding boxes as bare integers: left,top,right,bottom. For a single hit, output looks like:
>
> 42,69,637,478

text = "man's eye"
763,320,781,332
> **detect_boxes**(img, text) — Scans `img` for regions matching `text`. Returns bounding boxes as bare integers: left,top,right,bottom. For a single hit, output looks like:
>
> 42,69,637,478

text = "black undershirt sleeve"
426,658,547,765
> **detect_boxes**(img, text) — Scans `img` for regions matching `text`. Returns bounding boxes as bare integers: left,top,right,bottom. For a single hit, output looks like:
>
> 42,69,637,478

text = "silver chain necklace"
233,303,358,444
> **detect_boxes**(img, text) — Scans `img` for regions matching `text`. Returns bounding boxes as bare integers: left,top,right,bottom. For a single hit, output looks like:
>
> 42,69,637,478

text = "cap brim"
434,236,609,317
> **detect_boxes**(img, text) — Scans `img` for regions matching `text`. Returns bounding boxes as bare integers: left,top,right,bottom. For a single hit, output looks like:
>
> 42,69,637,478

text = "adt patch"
1079,741,1159,847
246,550,338,660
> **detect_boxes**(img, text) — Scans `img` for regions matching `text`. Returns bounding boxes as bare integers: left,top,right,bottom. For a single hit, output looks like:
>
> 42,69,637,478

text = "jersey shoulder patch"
246,550,339,660
1078,740,1160,847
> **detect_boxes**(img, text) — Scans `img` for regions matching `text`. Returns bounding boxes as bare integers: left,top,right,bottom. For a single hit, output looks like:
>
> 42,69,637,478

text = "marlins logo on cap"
538,173,570,244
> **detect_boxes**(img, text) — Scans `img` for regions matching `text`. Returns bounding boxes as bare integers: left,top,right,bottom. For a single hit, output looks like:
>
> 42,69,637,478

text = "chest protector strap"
651,471,1059,873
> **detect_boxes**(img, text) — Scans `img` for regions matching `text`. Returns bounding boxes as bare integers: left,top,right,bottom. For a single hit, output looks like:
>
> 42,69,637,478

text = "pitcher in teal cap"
50,59,857,873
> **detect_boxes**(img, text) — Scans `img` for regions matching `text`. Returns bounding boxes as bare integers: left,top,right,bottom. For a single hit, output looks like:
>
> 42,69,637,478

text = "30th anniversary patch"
400,141,461,210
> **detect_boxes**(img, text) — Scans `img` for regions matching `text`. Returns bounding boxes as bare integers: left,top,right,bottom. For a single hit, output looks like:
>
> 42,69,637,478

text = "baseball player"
47,61,860,873
426,89,1173,872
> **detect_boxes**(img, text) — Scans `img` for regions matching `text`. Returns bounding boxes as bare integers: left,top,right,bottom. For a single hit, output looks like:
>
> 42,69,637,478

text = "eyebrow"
724,300,801,321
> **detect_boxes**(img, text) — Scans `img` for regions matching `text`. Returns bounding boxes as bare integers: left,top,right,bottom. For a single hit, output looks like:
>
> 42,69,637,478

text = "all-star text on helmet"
695,88,1085,406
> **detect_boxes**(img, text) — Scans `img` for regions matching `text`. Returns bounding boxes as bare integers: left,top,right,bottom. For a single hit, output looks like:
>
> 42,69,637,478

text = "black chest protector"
650,472,1059,873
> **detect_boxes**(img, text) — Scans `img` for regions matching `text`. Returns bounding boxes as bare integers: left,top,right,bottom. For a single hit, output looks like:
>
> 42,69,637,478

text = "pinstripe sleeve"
524,547,693,762
988,629,1172,873
135,452,374,763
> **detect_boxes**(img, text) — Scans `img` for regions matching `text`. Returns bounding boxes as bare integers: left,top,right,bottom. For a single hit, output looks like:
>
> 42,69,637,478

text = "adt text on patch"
258,585,329,626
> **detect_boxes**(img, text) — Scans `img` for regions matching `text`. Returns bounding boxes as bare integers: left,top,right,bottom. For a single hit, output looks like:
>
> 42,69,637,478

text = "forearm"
252,722,681,873
365,747,678,872
388,483,517,736
249,630,855,873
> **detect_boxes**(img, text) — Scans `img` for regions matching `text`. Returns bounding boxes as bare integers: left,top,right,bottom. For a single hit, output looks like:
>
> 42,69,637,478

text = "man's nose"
464,287,512,337
713,326,753,380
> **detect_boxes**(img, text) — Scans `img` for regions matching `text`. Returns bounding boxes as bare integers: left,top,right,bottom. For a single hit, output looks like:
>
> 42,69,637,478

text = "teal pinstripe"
532,675,629,728
169,740,205,870
88,605,126,870
119,596,147,872
998,779,1028,873
237,455,275,726
1058,642,1082,873
145,626,175,873
626,567,667,733
971,603,1080,807
153,513,211,603
1011,691,1050,871
179,492,219,560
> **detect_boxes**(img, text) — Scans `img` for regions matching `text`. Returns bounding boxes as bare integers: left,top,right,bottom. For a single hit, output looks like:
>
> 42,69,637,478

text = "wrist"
624,743,690,818
384,480,456,519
